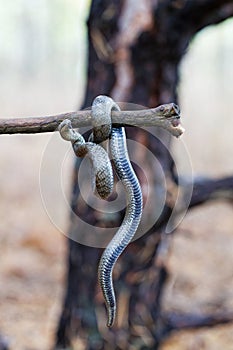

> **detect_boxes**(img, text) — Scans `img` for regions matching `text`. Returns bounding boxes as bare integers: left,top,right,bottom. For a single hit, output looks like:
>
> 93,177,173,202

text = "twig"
0,103,184,137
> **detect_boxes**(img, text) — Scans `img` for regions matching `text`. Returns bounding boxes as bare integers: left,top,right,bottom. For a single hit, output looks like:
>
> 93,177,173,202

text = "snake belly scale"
98,125,143,327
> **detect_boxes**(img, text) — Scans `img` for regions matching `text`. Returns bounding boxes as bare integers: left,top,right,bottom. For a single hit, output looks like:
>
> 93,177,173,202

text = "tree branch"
0,103,184,137
189,176,233,209
164,311,233,332
179,1,233,32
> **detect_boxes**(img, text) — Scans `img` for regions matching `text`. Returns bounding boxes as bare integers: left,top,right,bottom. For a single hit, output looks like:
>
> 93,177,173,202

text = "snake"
92,96,143,327
99,126,143,327
59,95,143,327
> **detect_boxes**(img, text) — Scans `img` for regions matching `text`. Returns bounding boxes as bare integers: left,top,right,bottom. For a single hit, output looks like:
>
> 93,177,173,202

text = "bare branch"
189,176,233,209
0,103,184,137
175,1,233,32
164,311,233,331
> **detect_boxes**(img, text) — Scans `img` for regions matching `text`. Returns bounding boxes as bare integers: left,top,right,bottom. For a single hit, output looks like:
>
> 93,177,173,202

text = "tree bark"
55,1,233,349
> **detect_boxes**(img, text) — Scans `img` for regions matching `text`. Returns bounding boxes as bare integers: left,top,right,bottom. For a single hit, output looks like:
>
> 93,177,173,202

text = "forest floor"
162,201,233,350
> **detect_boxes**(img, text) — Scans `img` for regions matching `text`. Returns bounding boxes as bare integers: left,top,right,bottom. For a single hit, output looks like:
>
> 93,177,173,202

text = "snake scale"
98,116,143,327
59,115,114,200
59,95,143,327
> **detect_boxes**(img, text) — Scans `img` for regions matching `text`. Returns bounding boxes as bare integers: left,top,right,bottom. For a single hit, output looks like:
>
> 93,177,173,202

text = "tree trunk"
55,1,233,349
0,335,8,350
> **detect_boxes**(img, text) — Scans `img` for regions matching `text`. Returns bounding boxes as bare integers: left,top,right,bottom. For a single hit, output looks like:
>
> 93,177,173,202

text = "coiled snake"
59,95,143,327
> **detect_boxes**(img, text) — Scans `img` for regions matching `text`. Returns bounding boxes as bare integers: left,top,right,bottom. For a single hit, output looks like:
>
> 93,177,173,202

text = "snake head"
59,119,85,143
156,103,185,137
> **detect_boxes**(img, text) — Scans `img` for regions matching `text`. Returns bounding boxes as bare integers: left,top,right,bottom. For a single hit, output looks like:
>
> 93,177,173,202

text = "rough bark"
55,1,233,349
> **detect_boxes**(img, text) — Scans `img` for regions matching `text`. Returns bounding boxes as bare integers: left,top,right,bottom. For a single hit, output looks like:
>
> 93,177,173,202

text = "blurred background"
0,1,232,349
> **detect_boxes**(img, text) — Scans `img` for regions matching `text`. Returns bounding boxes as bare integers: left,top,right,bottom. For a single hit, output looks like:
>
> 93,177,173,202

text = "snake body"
73,141,114,199
98,125,143,327
90,96,143,327
59,96,143,327
59,119,113,199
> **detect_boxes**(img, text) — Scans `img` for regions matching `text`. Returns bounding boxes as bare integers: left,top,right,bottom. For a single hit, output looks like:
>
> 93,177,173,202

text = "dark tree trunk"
55,1,233,349
0,335,8,350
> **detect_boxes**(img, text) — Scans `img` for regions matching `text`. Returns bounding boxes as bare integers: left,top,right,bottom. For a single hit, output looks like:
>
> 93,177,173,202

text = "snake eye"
173,104,180,115
159,106,165,112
